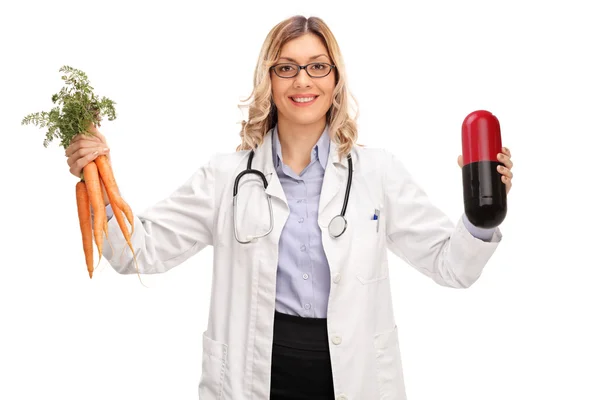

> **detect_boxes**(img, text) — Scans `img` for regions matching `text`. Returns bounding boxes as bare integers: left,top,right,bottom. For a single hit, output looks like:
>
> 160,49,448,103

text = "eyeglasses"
270,62,336,78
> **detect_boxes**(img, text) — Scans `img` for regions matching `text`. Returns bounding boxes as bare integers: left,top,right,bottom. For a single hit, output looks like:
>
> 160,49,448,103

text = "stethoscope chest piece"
328,214,347,238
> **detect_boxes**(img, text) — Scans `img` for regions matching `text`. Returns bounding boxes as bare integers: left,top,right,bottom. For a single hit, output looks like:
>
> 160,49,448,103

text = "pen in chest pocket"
373,209,380,232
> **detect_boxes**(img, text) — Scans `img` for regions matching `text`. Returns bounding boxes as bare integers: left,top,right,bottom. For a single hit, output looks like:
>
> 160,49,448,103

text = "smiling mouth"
290,95,318,103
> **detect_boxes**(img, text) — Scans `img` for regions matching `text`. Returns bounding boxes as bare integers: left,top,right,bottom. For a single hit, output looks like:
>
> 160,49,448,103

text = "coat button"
332,335,342,345
333,273,341,284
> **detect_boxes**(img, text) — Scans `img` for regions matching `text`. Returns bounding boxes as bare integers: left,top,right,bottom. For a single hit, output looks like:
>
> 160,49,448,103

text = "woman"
65,15,514,400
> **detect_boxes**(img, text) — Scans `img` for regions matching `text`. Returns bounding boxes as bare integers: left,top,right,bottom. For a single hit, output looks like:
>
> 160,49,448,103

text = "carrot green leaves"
22,66,117,149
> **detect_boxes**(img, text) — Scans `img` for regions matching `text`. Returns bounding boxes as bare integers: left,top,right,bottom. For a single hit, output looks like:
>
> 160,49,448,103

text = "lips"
289,94,319,106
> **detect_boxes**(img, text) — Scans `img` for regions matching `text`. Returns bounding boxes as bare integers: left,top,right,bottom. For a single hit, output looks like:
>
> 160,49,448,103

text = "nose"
293,68,313,88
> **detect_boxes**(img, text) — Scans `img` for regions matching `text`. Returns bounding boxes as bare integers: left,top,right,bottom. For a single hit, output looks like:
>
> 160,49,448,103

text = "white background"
1,0,599,399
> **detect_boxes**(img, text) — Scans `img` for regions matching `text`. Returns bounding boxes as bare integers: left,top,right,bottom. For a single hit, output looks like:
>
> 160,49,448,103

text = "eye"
276,64,294,72
310,63,327,70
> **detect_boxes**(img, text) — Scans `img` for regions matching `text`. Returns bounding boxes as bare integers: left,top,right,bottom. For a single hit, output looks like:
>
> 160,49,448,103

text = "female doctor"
65,15,514,400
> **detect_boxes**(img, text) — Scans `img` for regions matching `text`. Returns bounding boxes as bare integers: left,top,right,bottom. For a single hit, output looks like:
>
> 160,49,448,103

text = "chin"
282,111,328,126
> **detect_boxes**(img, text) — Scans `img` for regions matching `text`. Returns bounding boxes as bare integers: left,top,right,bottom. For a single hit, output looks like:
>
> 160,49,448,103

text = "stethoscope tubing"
233,149,352,243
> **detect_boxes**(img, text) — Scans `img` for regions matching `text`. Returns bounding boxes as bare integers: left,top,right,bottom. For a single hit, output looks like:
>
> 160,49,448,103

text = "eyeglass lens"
273,63,332,78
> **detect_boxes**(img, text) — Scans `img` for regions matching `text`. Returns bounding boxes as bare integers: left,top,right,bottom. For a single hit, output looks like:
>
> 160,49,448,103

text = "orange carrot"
109,199,133,257
95,155,134,236
76,181,94,279
97,166,144,286
83,161,105,269
98,171,114,259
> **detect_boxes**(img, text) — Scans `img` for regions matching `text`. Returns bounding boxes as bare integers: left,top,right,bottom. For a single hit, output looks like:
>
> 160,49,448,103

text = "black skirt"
270,311,335,400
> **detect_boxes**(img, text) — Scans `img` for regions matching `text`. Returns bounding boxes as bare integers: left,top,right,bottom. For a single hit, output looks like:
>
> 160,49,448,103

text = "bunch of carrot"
22,66,140,280
75,141,137,279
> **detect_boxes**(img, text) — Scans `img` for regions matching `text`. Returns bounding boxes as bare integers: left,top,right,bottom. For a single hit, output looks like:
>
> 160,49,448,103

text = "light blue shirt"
272,125,332,318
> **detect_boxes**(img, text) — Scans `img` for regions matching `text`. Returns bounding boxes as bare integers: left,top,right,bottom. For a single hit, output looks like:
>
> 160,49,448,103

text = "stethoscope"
233,149,353,244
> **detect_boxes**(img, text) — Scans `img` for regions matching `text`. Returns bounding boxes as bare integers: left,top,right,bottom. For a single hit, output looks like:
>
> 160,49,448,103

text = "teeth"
292,97,315,103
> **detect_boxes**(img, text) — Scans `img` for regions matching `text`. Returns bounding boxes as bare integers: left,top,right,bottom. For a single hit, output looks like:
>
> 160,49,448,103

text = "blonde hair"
236,15,359,161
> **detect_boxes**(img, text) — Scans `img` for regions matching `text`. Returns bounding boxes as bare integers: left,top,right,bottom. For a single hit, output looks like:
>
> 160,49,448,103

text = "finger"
67,146,109,168
497,165,514,179
70,148,106,178
70,134,84,144
66,139,101,157
67,146,91,165
70,151,98,177
497,153,514,169
502,146,511,158
502,176,512,193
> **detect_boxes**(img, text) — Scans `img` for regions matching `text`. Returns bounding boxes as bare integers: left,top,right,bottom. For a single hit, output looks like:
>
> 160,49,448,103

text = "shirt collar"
272,124,331,170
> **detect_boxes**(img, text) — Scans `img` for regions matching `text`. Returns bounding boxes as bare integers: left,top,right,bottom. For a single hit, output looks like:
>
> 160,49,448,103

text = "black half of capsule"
462,160,507,229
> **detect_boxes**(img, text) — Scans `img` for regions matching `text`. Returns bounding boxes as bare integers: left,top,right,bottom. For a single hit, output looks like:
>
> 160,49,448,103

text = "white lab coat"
102,128,502,400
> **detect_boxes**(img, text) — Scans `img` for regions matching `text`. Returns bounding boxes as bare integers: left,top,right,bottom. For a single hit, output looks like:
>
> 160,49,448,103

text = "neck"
276,117,327,171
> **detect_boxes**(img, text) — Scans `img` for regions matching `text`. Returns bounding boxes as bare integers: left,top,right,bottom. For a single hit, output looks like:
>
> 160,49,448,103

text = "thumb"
457,155,464,168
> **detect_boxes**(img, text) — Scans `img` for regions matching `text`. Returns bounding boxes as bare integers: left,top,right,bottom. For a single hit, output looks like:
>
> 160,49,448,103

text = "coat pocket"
374,326,406,399
198,331,228,400
356,259,389,284
352,216,387,284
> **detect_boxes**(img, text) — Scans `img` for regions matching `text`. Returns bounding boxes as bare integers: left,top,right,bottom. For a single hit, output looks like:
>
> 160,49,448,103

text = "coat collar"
253,126,354,173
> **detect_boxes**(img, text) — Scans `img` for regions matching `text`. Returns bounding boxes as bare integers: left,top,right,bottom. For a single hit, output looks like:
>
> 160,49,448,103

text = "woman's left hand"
457,147,513,194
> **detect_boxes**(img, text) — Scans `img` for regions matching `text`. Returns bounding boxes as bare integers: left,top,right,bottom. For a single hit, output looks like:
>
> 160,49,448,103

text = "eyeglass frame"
270,62,336,79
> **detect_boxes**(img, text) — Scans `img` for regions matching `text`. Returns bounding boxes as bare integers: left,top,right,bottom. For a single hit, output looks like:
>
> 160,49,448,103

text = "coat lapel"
252,128,287,208
317,138,356,229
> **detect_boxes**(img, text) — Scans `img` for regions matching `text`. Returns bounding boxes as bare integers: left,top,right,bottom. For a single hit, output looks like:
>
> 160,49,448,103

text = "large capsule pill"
461,110,507,228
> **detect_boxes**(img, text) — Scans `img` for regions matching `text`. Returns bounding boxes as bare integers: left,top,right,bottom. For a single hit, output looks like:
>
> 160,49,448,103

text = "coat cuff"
462,213,497,242
457,214,503,245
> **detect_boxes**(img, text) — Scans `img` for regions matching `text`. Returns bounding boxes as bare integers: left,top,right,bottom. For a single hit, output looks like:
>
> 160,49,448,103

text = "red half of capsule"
462,110,502,165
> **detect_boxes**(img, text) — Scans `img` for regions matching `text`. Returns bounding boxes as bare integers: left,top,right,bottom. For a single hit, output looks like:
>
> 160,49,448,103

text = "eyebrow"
278,54,330,63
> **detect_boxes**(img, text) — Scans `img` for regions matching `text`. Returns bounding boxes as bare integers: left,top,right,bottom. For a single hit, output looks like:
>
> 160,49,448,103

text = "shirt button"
304,304,311,310
303,273,309,280
300,245,306,252
298,217,304,223
333,273,341,284
332,336,342,345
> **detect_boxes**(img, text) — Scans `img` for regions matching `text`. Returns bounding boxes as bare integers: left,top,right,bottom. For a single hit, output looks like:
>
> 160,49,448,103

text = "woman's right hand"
65,124,111,179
